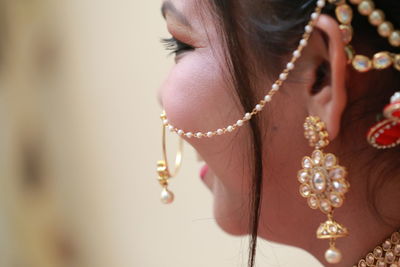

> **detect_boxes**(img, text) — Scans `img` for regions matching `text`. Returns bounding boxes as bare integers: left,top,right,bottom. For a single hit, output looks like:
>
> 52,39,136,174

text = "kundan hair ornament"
367,92,400,149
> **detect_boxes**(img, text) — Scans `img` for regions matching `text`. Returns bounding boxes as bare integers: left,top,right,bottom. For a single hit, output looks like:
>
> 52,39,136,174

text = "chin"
212,199,249,236
214,215,248,236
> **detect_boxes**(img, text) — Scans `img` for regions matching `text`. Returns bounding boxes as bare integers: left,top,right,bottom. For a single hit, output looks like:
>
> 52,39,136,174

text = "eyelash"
161,37,194,56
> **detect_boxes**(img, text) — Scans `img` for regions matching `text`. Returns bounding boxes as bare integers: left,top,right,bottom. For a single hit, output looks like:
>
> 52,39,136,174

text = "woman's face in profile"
159,0,311,240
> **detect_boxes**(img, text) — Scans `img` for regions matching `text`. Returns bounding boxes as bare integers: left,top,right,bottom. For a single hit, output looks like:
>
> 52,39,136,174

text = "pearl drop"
207,132,213,137
186,132,193,138
161,188,174,204
279,73,288,80
217,129,223,135
227,126,234,132
272,83,280,90
237,120,244,126
196,132,202,138
255,104,263,111
305,25,313,33
244,113,251,120
317,0,325,8
325,247,342,264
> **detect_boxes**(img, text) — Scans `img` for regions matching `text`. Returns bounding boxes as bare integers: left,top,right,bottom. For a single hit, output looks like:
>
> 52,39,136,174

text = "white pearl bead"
311,12,319,20
264,95,272,102
186,132,193,138
305,25,313,33
168,125,174,132
300,39,308,47
325,247,342,264
287,62,295,70
255,104,263,111
279,73,288,80
177,130,184,136
207,132,213,137
244,113,252,120
272,83,280,90
317,0,325,8
196,132,202,138
216,129,223,135
163,119,169,125
161,188,174,204
227,126,234,132
293,50,301,58
237,120,244,126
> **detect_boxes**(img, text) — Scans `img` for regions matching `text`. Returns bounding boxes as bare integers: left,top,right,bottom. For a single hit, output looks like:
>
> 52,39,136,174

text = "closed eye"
161,37,194,56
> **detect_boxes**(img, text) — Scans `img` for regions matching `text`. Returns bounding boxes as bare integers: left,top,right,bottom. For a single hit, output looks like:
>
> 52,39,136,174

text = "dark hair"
205,1,400,266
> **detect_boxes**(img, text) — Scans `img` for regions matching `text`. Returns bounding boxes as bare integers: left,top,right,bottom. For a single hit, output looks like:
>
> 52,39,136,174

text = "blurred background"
0,0,322,266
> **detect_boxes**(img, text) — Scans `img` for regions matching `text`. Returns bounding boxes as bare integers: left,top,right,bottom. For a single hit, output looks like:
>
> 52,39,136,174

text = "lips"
196,152,213,190
200,164,209,180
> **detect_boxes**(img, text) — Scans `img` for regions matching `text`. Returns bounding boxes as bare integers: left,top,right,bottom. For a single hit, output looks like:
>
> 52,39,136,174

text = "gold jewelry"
354,230,400,267
157,111,184,204
298,116,350,264
329,0,400,72
367,91,400,149
159,0,327,138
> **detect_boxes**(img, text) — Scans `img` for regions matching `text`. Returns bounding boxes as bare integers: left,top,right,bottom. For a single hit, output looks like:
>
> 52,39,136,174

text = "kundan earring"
298,116,350,264
157,111,184,204
367,91,400,149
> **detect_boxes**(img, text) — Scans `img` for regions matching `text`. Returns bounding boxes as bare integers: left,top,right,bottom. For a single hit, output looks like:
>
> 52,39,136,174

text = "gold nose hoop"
157,111,183,204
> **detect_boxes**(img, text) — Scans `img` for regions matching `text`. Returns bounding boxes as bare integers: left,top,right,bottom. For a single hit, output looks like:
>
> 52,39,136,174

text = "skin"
159,0,400,266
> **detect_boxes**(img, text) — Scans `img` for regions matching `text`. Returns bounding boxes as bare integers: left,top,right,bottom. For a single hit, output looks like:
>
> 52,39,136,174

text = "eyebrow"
161,1,192,28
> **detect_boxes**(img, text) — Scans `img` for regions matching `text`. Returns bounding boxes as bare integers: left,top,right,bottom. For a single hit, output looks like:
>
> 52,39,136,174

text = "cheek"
159,49,254,234
160,50,236,133
160,49,252,186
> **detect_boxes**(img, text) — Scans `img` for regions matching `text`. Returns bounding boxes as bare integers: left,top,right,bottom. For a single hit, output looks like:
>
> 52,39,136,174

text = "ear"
303,14,348,140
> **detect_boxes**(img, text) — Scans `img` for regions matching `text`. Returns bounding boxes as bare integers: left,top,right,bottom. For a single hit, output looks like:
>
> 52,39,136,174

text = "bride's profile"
156,0,400,266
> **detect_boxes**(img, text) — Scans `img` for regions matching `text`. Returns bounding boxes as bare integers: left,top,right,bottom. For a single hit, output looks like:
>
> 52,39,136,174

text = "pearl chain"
161,0,327,139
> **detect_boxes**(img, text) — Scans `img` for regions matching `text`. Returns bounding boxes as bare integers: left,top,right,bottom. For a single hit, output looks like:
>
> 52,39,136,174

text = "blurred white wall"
0,0,322,266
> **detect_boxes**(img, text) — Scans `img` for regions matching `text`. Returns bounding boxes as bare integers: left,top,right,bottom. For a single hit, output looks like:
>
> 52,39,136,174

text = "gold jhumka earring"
157,111,183,204
298,116,350,264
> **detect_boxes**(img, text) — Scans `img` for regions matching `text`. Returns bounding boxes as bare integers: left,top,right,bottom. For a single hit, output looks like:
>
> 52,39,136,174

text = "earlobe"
306,14,348,141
